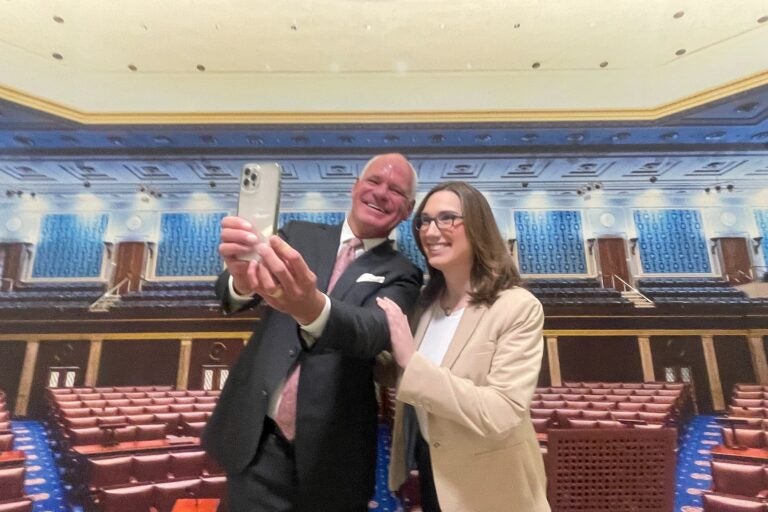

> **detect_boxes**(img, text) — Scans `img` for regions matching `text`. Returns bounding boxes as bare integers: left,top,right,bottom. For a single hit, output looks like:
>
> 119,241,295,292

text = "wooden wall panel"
0,340,26,412
26,339,90,419
98,339,180,387
187,338,245,390
714,335,755,401
557,336,642,383
650,336,712,412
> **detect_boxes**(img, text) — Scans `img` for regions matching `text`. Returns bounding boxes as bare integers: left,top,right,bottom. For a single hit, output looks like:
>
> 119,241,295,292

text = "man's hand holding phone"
219,215,265,296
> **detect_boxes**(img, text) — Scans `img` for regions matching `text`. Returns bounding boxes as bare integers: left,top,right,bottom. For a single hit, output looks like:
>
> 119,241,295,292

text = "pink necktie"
274,237,362,440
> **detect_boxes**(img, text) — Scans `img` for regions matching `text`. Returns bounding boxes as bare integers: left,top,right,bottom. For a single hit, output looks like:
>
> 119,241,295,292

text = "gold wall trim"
1,329,764,342
1,70,767,125
0,332,253,341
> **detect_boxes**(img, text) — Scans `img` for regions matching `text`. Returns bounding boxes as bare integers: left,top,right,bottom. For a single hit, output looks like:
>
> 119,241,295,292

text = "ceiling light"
52,52,63,60
531,62,541,69
599,61,608,68
675,49,686,56
53,15,64,23
758,15,768,23
673,11,684,18
128,64,138,72
196,64,206,72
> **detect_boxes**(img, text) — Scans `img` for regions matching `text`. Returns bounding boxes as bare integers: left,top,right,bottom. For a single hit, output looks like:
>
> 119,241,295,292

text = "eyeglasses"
414,212,464,231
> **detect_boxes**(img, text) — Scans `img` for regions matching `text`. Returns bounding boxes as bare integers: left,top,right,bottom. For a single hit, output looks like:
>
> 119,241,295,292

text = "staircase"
622,290,655,308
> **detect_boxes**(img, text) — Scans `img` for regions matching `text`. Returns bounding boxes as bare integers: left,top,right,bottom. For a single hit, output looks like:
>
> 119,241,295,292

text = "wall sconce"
507,238,517,256
753,237,764,254
629,238,638,255
710,238,718,254
586,238,596,255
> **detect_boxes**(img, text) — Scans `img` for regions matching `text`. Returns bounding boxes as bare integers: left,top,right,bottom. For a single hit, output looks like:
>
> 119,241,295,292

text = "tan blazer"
389,287,550,512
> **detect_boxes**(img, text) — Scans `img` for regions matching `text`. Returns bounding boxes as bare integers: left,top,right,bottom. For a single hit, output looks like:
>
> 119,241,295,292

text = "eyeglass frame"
414,211,464,231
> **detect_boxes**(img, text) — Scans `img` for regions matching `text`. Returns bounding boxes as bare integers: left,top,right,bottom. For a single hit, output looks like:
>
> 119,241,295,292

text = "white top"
415,303,464,441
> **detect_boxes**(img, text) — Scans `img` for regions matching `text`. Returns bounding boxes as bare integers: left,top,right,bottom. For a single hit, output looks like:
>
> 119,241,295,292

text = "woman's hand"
376,296,415,369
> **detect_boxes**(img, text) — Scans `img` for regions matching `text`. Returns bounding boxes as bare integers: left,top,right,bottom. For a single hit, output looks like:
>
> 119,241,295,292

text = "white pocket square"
356,273,385,284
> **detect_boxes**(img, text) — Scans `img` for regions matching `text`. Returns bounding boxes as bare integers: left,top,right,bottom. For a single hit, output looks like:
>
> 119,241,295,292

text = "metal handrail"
88,276,129,311
611,274,653,304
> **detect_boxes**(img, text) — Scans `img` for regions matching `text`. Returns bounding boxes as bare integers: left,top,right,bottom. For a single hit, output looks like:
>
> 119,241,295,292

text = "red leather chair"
0,467,25,501
199,476,227,499
152,479,201,512
169,451,206,480
87,456,133,491
0,434,13,452
0,498,33,512
711,461,767,497
100,484,153,512
703,492,767,512
132,453,171,483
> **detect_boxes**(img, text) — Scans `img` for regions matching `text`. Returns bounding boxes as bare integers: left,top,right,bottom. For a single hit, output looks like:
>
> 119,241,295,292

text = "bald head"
360,153,418,201
348,153,418,239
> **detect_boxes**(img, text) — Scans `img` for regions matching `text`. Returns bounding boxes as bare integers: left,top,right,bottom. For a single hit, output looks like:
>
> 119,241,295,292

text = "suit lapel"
314,224,343,293
440,303,487,369
329,240,395,298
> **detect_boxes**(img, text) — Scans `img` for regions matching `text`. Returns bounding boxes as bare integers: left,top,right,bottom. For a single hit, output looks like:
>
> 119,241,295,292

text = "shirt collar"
341,218,388,252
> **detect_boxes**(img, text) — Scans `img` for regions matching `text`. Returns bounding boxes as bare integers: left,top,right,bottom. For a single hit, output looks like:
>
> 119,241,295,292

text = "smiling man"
203,153,423,512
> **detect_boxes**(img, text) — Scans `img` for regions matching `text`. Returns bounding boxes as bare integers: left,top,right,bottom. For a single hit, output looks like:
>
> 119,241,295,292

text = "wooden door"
717,237,752,284
596,237,630,290
0,242,30,289
112,242,148,293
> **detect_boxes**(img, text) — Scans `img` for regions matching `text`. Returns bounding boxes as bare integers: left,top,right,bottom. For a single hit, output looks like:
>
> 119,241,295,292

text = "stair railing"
611,274,653,305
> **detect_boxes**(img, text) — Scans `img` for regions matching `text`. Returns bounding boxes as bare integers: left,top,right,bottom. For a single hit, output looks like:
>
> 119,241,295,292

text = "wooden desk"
0,450,26,467
172,498,220,512
711,445,768,464
72,436,198,456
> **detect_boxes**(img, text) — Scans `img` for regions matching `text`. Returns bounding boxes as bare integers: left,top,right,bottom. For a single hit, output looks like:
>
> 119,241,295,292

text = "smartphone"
236,162,282,261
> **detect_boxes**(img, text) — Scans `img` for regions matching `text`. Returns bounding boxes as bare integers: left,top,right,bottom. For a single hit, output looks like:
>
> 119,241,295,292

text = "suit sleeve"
310,264,422,359
396,290,544,438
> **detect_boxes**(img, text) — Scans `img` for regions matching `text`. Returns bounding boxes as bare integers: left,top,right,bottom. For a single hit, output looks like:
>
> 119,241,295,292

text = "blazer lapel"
440,304,487,369
315,224,343,293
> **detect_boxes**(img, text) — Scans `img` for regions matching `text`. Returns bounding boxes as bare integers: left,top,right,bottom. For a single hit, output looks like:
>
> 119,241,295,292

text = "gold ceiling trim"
1,70,768,125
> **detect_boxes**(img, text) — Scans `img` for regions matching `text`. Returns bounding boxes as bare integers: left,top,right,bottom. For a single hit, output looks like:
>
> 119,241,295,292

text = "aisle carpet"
10,416,722,511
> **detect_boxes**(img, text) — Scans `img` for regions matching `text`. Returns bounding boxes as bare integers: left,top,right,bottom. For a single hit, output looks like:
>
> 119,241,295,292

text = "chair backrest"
152,479,201,512
132,453,171,483
711,461,765,497
87,456,133,490
0,466,26,501
546,428,676,512
169,451,206,479
68,427,103,446
0,433,13,451
100,484,153,512
0,498,33,512
135,423,167,441
703,491,767,512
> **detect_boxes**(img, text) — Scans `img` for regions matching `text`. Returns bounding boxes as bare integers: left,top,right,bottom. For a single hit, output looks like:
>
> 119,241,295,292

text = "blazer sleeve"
396,289,544,438
311,261,422,359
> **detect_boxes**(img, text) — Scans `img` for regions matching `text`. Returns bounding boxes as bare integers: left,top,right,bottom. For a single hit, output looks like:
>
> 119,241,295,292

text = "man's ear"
405,199,415,219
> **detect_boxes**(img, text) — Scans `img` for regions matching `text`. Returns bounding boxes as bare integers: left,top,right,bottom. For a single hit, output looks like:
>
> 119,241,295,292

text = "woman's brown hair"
412,181,522,308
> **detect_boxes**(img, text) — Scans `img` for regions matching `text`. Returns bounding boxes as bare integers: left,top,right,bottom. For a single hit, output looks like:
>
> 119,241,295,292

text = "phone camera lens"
243,178,250,186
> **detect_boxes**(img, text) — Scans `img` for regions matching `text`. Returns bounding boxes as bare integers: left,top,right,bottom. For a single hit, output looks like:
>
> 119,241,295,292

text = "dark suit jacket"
202,220,422,509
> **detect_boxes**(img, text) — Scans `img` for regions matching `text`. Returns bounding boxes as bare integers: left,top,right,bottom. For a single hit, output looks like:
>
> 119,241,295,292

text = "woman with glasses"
377,181,549,512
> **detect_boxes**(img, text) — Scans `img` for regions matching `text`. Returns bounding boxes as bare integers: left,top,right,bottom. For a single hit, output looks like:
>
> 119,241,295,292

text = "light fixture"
586,238,596,255
507,239,517,255
629,238,639,255
753,237,764,254
710,239,718,254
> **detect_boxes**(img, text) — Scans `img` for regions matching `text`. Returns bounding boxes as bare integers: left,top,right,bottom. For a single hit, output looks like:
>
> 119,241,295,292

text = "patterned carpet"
9,416,722,511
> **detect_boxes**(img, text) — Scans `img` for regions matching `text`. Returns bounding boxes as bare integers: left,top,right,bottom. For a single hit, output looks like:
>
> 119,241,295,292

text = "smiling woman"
378,181,549,512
